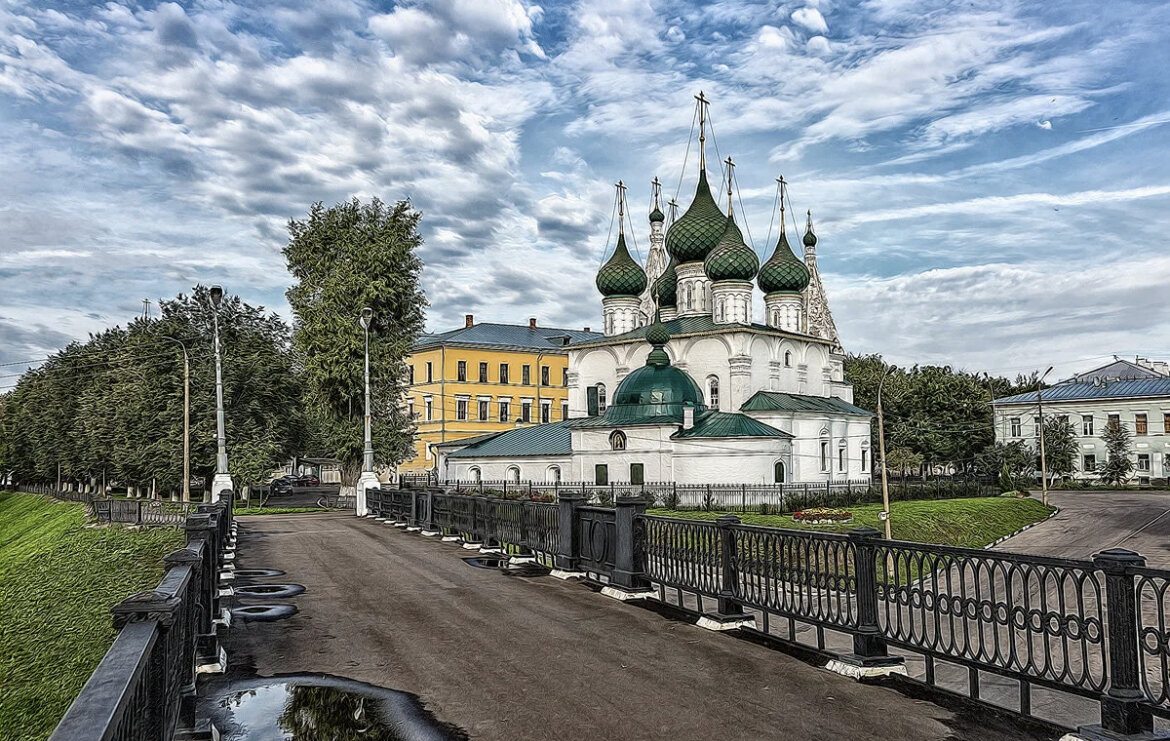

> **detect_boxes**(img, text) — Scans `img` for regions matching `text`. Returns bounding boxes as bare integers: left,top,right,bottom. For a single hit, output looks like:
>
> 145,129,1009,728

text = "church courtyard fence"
14,483,198,526
402,475,997,513
368,485,1170,736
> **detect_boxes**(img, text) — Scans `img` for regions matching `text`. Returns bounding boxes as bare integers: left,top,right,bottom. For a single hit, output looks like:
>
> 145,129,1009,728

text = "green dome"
704,214,759,282
803,226,817,248
606,320,704,424
654,257,678,308
649,206,665,223
758,230,810,294
596,232,647,297
664,169,725,263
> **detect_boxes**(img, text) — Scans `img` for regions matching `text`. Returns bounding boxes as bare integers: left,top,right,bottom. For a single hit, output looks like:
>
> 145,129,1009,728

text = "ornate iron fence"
48,498,233,741
370,483,1170,736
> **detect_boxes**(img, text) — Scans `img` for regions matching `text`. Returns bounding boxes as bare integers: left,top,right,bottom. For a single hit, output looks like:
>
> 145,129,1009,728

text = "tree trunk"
339,458,360,497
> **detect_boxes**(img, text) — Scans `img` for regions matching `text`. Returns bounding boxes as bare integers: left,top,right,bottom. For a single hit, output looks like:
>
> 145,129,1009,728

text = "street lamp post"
877,366,893,540
160,336,190,503
356,307,379,516
1037,365,1054,506
209,286,233,502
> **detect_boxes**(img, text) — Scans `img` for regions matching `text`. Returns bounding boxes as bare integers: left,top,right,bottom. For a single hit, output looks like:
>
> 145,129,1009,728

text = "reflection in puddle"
462,557,550,578
206,675,467,740
235,568,286,578
234,584,305,599
232,604,298,622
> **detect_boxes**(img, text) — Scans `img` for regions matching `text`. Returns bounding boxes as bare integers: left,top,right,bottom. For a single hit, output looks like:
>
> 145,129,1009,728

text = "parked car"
296,474,321,486
270,477,294,496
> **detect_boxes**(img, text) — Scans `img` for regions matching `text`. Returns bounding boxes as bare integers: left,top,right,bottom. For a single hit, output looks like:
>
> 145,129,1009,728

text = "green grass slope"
0,492,184,741
653,496,1054,549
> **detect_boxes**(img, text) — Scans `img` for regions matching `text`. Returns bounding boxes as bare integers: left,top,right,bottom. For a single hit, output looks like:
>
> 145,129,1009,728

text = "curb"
983,506,1060,550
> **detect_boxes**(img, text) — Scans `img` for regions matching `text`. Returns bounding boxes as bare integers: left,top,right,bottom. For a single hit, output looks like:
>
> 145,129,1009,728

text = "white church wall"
445,455,573,484
571,426,675,482
671,438,792,484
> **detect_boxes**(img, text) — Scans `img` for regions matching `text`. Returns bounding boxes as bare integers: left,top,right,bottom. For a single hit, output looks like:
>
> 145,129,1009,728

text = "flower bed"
792,507,853,525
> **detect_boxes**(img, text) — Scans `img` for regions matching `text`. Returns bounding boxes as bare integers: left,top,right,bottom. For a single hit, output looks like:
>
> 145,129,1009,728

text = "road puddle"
462,556,550,577
234,568,286,578
234,584,305,599
232,604,298,622
205,675,467,740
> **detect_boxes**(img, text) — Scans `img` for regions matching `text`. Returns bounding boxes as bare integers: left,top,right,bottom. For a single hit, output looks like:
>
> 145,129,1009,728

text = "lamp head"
209,285,224,307
360,307,374,330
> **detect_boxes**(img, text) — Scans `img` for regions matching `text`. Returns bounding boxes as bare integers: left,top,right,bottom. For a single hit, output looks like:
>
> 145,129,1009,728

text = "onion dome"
649,205,665,223
758,230,810,294
653,257,678,308
664,169,726,263
704,213,759,282
595,232,647,297
604,318,705,424
803,213,817,248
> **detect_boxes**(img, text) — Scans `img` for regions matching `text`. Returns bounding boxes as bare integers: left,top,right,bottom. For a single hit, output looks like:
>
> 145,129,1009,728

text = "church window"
595,464,609,485
506,466,521,483
686,283,694,310
707,376,720,411
838,444,847,472
861,447,869,471
597,383,607,413
547,465,561,482
774,460,786,484
820,441,829,472
630,462,644,485
784,351,792,367
469,466,481,482
610,430,627,451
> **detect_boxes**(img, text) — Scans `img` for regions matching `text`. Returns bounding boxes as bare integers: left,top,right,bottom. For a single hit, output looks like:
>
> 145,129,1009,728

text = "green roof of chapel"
665,169,726,263
596,232,647,297
704,213,759,282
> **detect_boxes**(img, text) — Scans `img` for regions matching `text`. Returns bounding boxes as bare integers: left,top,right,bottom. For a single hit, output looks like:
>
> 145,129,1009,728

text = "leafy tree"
1099,417,1134,486
0,286,303,498
974,441,1033,484
284,198,427,488
999,463,1016,493
1040,415,1078,483
885,447,924,476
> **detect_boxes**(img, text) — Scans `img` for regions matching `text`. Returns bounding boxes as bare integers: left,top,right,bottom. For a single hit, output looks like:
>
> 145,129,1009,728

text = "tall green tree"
284,198,427,487
1099,417,1134,485
1040,415,1078,483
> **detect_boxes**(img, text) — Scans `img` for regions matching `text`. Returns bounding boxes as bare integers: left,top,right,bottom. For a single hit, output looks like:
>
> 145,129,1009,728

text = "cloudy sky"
3,0,1169,384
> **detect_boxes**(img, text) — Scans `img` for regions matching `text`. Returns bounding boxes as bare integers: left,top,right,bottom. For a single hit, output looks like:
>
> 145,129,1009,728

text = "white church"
438,96,872,486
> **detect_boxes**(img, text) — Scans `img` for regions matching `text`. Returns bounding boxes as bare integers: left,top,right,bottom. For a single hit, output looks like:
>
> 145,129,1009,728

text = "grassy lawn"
0,492,184,741
234,506,334,516
651,495,1054,549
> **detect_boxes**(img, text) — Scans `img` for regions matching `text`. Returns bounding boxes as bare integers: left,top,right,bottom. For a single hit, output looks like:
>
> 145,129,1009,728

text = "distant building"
400,315,603,473
992,357,1170,482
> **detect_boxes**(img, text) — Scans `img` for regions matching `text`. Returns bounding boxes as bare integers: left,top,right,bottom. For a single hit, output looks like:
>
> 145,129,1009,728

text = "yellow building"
400,315,602,473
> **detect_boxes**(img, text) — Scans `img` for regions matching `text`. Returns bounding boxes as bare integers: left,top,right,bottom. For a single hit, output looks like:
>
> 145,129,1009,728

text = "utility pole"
1037,366,1054,506
357,308,378,516
877,367,893,540
209,285,233,501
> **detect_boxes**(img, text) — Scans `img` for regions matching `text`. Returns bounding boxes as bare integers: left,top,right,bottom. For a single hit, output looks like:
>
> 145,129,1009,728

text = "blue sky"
2,0,1169,383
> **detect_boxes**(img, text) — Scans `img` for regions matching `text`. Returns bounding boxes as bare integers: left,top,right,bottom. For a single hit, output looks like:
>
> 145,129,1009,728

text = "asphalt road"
993,490,1170,566
218,513,1054,741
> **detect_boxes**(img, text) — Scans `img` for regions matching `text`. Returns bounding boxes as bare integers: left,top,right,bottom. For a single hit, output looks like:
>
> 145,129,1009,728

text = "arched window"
469,466,481,483
609,430,627,451
774,460,786,483
784,350,792,367
596,383,607,413
686,283,694,310
506,466,521,483
706,376,720,410
546,465,561,482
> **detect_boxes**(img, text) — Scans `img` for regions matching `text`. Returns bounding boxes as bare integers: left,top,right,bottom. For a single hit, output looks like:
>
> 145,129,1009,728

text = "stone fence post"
1090,548,1154,738
554,494,584,575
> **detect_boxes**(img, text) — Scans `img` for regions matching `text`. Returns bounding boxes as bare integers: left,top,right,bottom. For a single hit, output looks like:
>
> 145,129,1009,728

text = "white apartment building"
992,358,1170,482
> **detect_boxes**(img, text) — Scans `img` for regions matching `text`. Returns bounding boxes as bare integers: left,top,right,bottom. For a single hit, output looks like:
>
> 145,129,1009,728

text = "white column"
728,355,753,410
765,293,803,332
675,263,711,318
602,296,641,336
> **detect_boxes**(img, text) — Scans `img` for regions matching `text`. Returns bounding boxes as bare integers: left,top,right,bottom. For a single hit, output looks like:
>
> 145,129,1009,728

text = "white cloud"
790,7,829,34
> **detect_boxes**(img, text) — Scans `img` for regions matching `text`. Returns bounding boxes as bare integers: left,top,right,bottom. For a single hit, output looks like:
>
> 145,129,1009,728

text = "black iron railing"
48,498,233,741
369,484,1170,737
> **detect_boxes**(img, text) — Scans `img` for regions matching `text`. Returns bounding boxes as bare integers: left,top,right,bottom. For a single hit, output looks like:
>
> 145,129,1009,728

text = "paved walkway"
221,513,1054,741
993,490,1170,566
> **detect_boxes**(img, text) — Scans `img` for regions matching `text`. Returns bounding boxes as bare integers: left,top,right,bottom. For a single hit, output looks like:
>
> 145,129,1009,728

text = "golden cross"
616,180,626,234
724,156,735,210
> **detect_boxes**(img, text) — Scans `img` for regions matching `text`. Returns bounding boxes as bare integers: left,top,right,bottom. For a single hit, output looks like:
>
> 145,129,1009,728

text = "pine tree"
1099,418,1134,486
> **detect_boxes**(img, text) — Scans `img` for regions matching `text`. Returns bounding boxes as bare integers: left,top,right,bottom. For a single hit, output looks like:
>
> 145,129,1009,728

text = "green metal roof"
596,232,647,297
740,390,872,416
654,256,678,308
413,323,603,351
445,421,573,459
431,429,508,450
673,411,792,439
665,169,726,263
571,314,834,348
